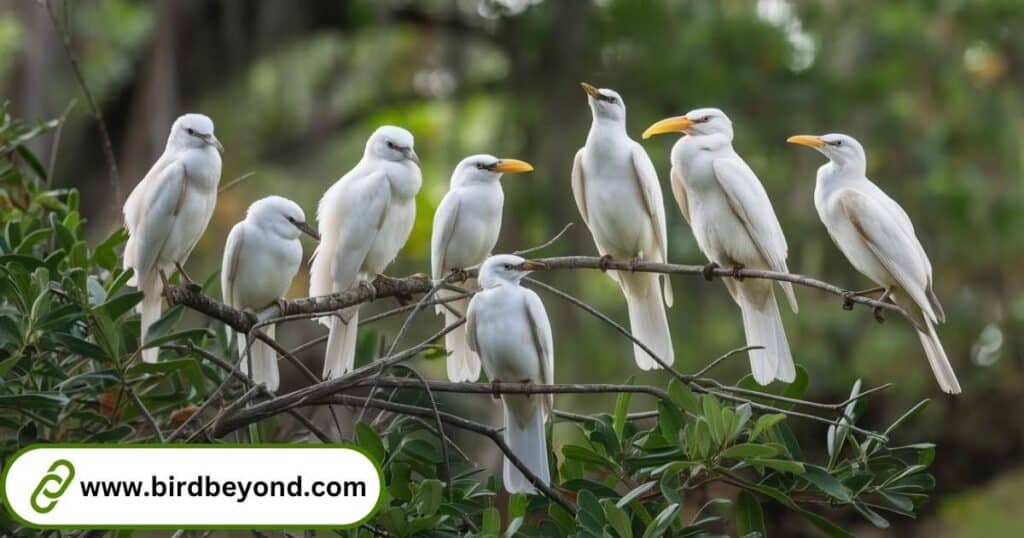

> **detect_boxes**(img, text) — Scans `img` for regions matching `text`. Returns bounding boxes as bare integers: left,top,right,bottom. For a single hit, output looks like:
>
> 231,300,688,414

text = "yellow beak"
642,116,695,139
492,159,534,174
580,82,602,99
786,135,825,148
517,260,547,271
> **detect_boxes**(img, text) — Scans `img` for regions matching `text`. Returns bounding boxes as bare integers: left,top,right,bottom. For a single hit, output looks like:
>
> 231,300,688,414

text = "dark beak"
293,221,320,241
403,147,420,165
516,260,547,272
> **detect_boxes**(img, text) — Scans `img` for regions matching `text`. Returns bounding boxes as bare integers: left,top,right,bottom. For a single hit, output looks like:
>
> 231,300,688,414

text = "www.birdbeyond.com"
3,1,1009,536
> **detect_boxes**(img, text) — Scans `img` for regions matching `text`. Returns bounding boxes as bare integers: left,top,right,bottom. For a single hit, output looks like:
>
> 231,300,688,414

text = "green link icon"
30,459,75,514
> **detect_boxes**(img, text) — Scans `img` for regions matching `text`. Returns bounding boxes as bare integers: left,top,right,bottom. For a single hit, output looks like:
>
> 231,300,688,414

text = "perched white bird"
123,113,224,363
310,126,422,379
466,254,553,494
574,83,674,370
222,196,318,391
644,108,798,385
787,133,961,394
431,155,534,382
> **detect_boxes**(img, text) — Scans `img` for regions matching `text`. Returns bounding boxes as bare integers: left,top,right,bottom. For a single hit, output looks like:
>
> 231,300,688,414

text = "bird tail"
239,325,280,392
917,320,961,394
138,271,162,364
443,298,480,382
502,399,549,495
618,271,674,370
737,284,794,385
323,307,359,379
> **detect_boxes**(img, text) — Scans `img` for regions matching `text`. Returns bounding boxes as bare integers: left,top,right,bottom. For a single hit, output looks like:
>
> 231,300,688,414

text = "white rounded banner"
1,445,383,529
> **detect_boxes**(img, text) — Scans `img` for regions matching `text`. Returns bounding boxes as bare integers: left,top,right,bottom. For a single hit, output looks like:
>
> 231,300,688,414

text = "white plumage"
466,255,553,494
573,83,674,370
431,155,533,382
310,126,422,379
123,113,223,363
788,133,960,394
222,196,315,391
644,108,798,385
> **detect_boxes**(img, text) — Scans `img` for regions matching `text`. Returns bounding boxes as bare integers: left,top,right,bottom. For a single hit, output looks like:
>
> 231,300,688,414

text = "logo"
29,459,75,514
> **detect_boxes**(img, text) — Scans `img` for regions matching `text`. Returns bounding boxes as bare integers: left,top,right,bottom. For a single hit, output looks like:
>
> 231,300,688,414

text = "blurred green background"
3,0,1022,535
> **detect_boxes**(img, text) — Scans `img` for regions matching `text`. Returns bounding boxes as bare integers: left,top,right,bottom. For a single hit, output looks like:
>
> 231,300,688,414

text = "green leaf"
724,472,853,538
749,458,805,475
722,443,779,460
508,492,527,521
561,478,620,499
802,465,853,502
659,468,681,504
701,393,724,445
142,328,211,349
563,444,618,469
481,507,501,536
51,333,109,360
0,392,69,409
576,489,606,536
657,399,684,442
642,502,679,538
617,481,656,509
853,501,890,528
144,304,185,344
668,379,699,415
400,438,442,464
95,291,143,320
613,377,634,442
883,399,930,436
601,498,633,538
355,422,386,463
735,491,766,538
780,365,809,408
389,462,412,500
414,479,443,516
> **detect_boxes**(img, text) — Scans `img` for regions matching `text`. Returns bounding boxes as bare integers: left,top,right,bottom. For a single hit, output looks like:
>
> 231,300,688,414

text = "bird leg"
274,298,289,317
158,269,172,302
873,287,893,324
598,254,615,272
702,262,720,282
841,286,886,311
174,262,200,292
448,268,470,283
729,263,746,282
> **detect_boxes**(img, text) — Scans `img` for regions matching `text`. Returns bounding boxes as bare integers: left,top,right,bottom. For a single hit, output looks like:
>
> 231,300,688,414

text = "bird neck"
588,116,629,140
685,132,731,151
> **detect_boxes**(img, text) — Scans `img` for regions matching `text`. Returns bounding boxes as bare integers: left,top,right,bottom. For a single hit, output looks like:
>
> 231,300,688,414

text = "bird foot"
730,264,746,281
702,262,720,282
490,379,502,400
158,270,173,301
598,254,615,272
873,306,886,324
628,257,642,272
447,267,471,283
357,280,377,303
841,291,856,311
274,298,289,316
175,262,195,286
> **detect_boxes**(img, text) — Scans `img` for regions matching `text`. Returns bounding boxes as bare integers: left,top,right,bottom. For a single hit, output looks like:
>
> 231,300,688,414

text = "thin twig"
128,387,164,442
218,171,256,194
514,222,573,256
46,99,77,184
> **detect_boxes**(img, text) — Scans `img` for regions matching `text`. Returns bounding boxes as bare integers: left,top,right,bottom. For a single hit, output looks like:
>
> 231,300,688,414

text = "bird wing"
712,156,798,312
630,142,673,306
322,170,392,294
571,149,589,228
130,160,187,277
124,152,174,235
669,167,691,224
838,188,937,324
465,299,479,354
430,190,462,280
221,223,245,308
523,289,554,414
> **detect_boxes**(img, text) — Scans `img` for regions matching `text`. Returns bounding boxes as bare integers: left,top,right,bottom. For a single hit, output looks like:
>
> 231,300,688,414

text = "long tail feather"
502,401,549,494
444,300,480,382
738,286,793,385
139,272,162,364
240,325,280,392
323,307,359,379
918,321,961,394
618,271,674,370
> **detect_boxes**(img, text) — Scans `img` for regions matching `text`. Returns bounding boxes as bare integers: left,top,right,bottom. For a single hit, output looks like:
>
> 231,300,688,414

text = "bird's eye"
286,216,295,223
702,116,712,123
186,128,195,135
476,162,487,170
607,96,617,104
830,140,843,146
386,141,396,149
504,264,512,269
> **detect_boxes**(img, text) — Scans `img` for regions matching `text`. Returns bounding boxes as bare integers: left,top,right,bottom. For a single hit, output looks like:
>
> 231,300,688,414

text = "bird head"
451,154,534,187
479,254,546,288
581,83,627,123
248,196,319,241
368,126,419,165
787,133,866,168
643,107,733,140
171,113,224,153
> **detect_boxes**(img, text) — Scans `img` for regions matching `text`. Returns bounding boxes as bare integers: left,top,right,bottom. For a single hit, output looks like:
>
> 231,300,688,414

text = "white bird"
466,254,553,494
644,108,798,385
787,133,961,394
222,196,318,391
310,126,422,379
431,155,534,382
123,113,224,363
574,83,674,370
